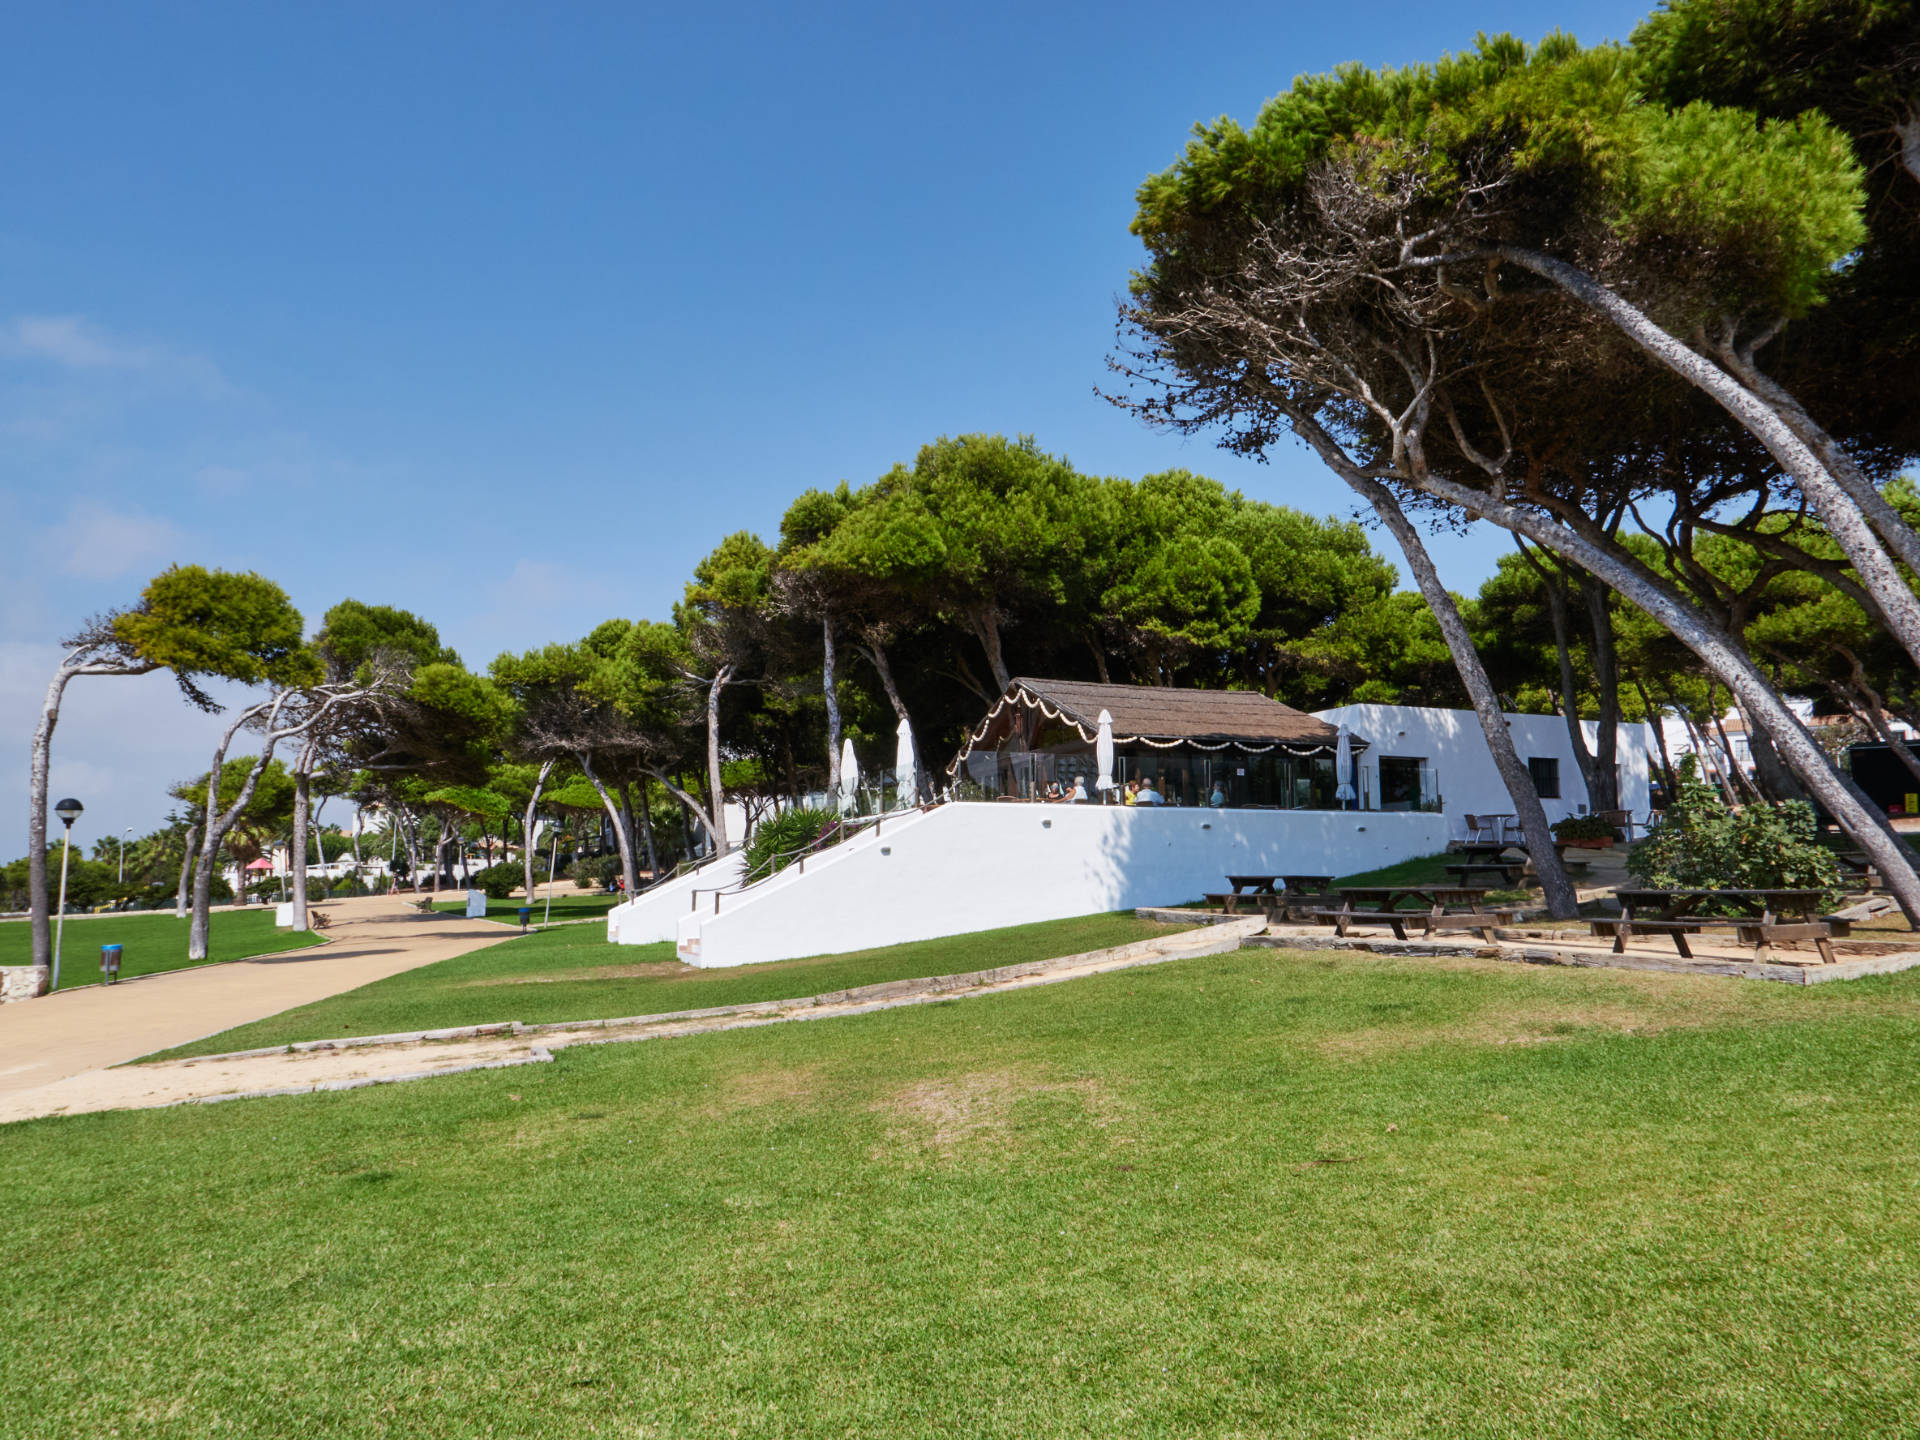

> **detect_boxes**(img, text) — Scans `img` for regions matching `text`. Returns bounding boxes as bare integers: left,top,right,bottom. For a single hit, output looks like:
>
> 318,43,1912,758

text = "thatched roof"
948,678,1359,771
1011,678,1350,747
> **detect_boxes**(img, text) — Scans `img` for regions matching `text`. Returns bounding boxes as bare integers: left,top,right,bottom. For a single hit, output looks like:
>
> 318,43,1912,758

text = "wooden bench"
1589,916,1838,964
309,910,333,932
405,895,436,914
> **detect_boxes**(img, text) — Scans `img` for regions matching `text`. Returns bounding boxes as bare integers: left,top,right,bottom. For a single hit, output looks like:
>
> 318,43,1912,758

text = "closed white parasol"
1095,709,1116,796
894,717,917,807
1334,723,1356,806
840,737,860,812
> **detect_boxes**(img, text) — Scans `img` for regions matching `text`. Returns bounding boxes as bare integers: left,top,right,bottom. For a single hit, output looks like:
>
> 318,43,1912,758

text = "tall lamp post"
51,797,83,991
119,827,132,885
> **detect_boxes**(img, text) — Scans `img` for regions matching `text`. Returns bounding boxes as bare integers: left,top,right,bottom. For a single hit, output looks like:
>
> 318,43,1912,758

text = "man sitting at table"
1135,781,1165,806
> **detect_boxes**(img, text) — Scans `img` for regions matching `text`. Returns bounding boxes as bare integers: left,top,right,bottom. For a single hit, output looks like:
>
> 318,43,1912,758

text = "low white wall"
673,801,1449,968
1314,704,1655,840
606,850,746,945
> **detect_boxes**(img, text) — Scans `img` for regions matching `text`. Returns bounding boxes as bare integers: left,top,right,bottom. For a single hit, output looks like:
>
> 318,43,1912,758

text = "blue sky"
3,0,1659,842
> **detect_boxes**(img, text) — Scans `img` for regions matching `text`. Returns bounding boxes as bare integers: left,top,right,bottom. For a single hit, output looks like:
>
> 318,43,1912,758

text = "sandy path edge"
0,918,1262,1124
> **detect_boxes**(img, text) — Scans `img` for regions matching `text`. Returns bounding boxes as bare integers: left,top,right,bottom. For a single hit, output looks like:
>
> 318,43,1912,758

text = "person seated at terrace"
1209,783,1226,808
1135,781,1164,805
1069,776,1088,803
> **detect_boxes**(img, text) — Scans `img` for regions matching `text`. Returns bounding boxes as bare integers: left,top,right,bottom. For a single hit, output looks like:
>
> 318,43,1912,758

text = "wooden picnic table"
1596,887,1841,963
1224,874,1280,895
1210,873,1340,916
1611,888,1830,920
1308,884,1519,942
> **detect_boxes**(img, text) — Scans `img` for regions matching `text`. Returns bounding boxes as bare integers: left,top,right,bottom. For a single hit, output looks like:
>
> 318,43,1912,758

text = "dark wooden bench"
1589,915,1838,964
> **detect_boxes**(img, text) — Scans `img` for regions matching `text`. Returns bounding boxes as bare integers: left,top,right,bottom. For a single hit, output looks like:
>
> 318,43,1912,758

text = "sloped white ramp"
606,849,745,945
674,801,1447,968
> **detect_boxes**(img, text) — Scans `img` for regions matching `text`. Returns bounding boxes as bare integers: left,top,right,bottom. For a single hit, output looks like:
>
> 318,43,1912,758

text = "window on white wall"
1527,756,1561,798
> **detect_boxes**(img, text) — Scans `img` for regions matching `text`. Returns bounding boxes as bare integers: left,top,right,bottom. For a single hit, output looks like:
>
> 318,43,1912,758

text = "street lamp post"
51,797,83,991
119,827,132,885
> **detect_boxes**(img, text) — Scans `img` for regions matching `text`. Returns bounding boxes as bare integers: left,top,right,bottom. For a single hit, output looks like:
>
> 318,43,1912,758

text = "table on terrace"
1594,887,1841,963
1306,885,1523,942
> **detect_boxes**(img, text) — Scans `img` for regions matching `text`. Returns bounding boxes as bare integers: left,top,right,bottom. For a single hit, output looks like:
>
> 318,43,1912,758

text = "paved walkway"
0,917,1265,1124
0,894,519,1123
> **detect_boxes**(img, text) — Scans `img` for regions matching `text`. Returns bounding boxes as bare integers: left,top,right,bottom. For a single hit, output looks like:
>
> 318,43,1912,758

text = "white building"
1313,703,1658,840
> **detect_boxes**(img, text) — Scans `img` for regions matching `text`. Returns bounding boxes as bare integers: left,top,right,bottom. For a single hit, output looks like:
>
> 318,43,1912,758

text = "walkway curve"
0,893,519,1122
0,917,1264,1124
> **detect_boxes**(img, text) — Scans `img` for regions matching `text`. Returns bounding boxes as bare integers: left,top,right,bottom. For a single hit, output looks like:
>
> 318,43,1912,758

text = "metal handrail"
690,799,945,915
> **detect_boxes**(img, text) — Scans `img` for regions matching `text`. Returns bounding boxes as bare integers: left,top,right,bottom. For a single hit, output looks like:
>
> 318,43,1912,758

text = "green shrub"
742,807,841,884
470,862,527,900
573,854,622,891
1552,814,1617,841
1626,774,1843,906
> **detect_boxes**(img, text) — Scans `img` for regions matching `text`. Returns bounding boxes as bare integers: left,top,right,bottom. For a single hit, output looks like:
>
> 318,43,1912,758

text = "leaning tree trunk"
577,753,639,895
1636,682,1679,795
1538,561,1602,810
1357,479,1582,919
705,667,733,852
289,749,314,931
968,608,1013,694
521,759,555,901
637,784,659,877
647,767,720,855
27,662,80,970
1738,701,1813,807
1582,577,1621,815
175,823,197,919
1401,461,1920,922
190,731,279,961
859,635,926,801
1498,247,1920,677
822,615,843,793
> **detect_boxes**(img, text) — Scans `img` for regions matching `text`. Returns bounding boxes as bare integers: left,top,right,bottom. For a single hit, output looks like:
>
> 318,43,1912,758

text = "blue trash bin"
100,944,123,984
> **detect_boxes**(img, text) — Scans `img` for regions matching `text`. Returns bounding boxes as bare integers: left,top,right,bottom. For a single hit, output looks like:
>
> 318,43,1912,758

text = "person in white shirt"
1135,782,1164,806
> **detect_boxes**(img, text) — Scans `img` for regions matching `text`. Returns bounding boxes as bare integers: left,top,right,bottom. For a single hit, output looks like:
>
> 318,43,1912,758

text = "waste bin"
100,944,122,984
517,906,533,931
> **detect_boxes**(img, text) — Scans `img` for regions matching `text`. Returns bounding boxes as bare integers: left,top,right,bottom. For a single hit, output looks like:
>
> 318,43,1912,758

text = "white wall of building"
662,801,1449,969
1313,704,1656,840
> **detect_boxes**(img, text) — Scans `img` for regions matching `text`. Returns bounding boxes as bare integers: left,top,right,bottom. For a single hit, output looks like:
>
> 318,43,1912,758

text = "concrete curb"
167,918,1252,1069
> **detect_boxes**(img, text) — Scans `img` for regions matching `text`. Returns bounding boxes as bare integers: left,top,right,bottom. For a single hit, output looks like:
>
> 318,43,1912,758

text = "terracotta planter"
1561,836,1615,849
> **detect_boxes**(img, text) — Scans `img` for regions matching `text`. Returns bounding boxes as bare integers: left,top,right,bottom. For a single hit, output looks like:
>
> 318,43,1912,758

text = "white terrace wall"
668,801,1449,969
1314,704,1657,841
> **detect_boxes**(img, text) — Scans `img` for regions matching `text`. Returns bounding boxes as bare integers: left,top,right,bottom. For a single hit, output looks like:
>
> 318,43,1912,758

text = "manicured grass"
431,891,623,924
150,911,1188,1059
1334,849,1459,891
9,949,1920,1436
0,908,325,990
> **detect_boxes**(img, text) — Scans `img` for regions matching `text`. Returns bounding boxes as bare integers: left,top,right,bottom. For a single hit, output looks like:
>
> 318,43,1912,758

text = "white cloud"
46,501,192,579
1,315,231,397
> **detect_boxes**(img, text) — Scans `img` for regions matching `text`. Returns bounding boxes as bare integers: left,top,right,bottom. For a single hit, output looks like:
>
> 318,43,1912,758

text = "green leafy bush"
1626,775,1842,906
573,854,622,891
742,807,841,884
1552,814,1617,841
474,867,549,902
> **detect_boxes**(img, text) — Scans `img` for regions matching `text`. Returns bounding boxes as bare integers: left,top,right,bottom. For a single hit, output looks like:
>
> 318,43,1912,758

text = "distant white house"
1313,704,1658,840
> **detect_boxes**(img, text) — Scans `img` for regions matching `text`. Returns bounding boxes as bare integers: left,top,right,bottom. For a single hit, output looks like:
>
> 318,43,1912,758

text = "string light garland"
945,682,1354,774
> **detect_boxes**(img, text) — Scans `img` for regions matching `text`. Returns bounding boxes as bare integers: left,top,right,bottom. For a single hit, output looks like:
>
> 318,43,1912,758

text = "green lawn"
431,891,623,925
1334,849,1459,891
150,911,1188,1060
8,948,1920,1436
0,908,326,990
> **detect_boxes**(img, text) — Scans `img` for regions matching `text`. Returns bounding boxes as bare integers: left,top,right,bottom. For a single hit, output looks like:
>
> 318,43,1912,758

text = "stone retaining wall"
1,966,49,1003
